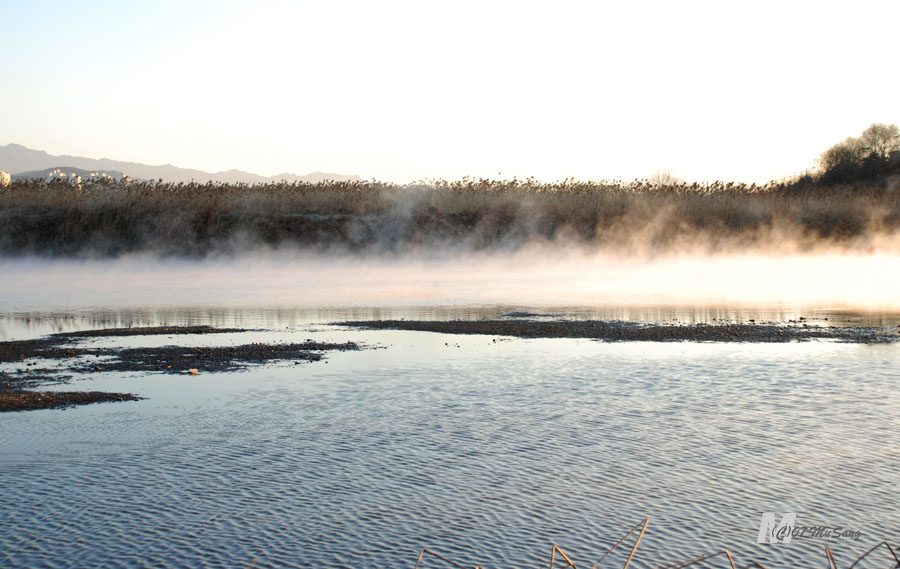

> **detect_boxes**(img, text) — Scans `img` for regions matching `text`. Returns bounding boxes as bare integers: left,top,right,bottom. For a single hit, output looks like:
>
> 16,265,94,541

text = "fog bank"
2,251,898,313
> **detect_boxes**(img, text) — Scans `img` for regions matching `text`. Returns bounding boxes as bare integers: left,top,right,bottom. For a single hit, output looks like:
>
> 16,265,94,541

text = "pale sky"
2,0,898,183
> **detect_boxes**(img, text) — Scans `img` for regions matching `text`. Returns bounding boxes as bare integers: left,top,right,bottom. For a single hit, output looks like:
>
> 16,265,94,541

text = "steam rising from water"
2,250,899,313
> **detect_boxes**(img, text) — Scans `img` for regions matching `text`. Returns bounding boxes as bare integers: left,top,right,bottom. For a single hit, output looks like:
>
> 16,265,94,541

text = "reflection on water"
2,253,900,313
3,304,900,341
3,253,900,340
0,329,898,569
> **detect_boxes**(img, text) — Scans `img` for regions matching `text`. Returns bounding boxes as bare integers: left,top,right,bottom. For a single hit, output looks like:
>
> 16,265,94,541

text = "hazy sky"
2,0,898,183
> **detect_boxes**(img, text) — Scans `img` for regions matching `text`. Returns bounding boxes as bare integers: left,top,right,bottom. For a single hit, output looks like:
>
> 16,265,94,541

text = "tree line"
818,123,900,184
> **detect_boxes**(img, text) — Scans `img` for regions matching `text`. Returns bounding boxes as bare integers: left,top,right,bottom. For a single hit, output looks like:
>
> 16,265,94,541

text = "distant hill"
0,143,362,184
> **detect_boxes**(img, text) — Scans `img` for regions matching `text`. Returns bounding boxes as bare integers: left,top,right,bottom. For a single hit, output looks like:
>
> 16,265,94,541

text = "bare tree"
819,136,863,173
817,123,900,183
649,168,682,188
859,123,900,161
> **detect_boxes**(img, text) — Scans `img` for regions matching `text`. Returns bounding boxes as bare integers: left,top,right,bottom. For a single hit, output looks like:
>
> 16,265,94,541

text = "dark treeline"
1,172,899,257
814,123,900,185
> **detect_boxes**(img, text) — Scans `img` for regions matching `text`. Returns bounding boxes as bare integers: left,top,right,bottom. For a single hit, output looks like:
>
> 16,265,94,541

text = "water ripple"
1,336,898,568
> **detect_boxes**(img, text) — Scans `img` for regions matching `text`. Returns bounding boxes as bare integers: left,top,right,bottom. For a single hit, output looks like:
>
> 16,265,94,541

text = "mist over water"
2,250,899,313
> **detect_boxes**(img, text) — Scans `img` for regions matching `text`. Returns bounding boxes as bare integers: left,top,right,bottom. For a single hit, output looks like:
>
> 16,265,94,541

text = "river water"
1,257,898,568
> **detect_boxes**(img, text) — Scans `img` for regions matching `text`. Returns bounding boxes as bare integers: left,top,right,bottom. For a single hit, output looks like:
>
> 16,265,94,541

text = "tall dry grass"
1,176,898,257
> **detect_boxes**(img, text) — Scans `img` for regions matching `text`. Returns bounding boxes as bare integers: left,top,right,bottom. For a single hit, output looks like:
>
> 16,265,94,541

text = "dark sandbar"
0,326,359,412
0,388,142,412
337,319,900,343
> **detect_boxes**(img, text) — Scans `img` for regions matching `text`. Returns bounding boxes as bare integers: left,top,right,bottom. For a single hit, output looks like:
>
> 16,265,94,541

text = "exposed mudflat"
0,325,359,412
4,318,896,413
337,319,900,343
0,388,142,412
59,325,249,338
0,326,250,365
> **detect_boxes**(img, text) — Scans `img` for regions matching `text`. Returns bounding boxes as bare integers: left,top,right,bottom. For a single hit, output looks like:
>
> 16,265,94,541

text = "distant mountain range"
0,143,362,184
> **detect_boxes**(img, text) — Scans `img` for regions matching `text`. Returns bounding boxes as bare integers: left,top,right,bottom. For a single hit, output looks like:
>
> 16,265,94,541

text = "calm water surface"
1,310,898,569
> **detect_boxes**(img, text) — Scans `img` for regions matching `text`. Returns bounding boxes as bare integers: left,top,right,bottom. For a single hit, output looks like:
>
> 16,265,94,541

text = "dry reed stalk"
659,550,737,569
589,517,648,569
549,544,577,568
826,546,839,569
414,548,482,569
846,541,900,569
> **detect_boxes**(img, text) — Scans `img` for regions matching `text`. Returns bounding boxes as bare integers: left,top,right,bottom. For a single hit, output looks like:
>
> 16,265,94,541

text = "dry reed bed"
1,177,898,256
416,518,898,569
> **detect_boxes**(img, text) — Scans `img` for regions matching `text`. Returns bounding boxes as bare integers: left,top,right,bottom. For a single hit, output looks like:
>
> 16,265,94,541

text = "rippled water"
1,320,898,569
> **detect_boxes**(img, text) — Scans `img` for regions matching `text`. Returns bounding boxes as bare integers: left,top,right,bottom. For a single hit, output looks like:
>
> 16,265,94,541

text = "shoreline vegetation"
1,123,897,257
1,122,899,258
2,174,899,257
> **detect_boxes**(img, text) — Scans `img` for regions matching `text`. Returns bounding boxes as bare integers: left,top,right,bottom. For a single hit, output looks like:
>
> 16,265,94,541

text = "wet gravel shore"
337,319,900,343
0,326,359,412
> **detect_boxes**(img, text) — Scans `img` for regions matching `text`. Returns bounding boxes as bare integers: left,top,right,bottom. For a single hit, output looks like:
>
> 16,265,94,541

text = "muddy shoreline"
1,325,359,412
337,319,900,343
5,319,897,413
